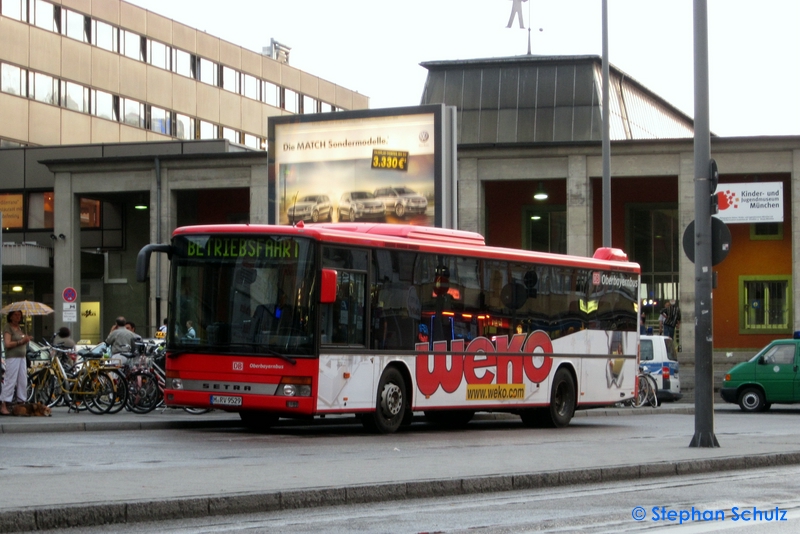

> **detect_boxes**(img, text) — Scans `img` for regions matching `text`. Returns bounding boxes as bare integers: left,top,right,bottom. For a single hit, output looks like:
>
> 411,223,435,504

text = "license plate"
210,395,242,406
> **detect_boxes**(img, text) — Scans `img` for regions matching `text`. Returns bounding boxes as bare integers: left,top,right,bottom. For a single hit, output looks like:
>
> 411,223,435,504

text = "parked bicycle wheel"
28,368,62,407
83,372,117,414
644,374,659,408
127,371,161,414
104,368,128,414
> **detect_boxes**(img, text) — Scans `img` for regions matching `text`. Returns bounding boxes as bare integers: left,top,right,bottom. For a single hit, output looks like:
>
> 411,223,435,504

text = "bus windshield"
169,234,317,356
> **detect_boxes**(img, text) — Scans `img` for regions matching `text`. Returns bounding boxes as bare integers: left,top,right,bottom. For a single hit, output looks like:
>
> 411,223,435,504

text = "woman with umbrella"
2,309,33,415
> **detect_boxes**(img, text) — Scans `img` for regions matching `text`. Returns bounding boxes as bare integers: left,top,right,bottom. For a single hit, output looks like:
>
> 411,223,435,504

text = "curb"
1,449,798,532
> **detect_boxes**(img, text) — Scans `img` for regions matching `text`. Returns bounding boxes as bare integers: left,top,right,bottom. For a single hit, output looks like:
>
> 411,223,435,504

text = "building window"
198,58,218,86
750,222,783,241
221,127,238,143
32,0,60,33
148,105,171,134
148,40,170,70
1,0,28,21
320,101,334,113
221,66,239,93
121,98,144,128
62,80,88,113
243,133,260,149
30,71,57,105
0,193,25,228
121,30,144,61
27,191,54,229
80,198,124,249
91,89,117,121
262,81,278,107
243,74,259,100
62,9,89,42
173,49,194,78
627,204,680,321
199,120,218,139
302,95,317,114
174,113,194,139
1,63,26,97
523,206,566,254
740,276,792,334
284,88,298,112
93,19,118,53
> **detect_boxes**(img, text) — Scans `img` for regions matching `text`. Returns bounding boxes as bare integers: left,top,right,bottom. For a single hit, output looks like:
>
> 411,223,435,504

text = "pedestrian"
53,326,76,349
640,312,647,335
157,318,168,338
185,320,196,339
105,316,139,365
2,310,31,415
660,300,681,339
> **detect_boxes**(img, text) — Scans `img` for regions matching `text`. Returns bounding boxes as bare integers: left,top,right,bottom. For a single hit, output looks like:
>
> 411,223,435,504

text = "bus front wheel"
363,367,407,434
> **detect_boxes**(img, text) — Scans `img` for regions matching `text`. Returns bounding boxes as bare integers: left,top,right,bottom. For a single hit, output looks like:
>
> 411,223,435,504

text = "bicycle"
28,340,124,414
632,369,659,408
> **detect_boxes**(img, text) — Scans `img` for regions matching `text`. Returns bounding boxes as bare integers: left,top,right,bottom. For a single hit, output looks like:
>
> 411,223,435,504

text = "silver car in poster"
338,191,386,222
373,186,428,218
287,195,333,223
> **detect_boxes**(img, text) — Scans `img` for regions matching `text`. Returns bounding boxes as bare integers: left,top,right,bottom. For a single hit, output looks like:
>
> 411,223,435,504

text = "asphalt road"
2,404,800,532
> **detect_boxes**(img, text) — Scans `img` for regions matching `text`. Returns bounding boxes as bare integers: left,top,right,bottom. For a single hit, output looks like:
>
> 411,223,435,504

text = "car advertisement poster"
714,182,784,223
270,106,455,228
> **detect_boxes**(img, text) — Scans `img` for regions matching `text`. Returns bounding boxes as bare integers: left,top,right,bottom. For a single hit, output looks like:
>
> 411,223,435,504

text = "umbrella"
1,301,54,316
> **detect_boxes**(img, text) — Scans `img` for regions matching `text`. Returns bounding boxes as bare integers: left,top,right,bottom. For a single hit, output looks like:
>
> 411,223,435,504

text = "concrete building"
0,0,368,149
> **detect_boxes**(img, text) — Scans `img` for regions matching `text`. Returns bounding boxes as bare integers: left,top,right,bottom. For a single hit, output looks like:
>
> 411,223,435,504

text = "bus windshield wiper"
212,343,296,365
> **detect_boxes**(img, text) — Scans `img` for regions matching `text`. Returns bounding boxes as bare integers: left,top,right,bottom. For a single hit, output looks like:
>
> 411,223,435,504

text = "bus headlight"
277,377,312,396
171,378,183,390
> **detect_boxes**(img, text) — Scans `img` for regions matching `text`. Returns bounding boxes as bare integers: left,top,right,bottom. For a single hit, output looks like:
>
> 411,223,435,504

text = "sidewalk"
3,403,800,533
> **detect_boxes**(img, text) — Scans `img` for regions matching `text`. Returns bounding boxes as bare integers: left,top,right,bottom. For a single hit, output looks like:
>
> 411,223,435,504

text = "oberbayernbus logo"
233,361,243,371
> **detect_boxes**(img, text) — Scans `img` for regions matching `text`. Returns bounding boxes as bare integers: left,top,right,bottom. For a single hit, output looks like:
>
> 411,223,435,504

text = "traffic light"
709,159,719,215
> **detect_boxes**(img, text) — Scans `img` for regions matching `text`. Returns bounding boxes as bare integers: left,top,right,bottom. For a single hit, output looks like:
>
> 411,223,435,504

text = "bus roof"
172,223,639,274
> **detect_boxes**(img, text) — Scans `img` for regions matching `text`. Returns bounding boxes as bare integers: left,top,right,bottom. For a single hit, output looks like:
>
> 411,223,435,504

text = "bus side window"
330,271,366,345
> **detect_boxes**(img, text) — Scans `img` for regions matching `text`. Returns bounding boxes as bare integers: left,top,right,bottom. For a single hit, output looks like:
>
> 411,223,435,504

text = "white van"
640,335,682,402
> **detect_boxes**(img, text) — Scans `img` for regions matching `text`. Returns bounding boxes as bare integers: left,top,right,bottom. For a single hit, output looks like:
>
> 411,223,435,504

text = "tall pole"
601,0,611,247
690,0,719,448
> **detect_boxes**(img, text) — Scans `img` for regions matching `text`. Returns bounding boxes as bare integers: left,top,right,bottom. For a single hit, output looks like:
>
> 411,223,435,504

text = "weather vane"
506,0,528,29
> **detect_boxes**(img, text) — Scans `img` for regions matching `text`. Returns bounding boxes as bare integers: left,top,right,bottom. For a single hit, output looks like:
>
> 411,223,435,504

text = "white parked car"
639,335,682,402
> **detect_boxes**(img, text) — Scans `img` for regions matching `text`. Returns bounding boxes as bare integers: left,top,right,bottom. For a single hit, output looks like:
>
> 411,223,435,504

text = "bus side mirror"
320,268,338,303
136,244,172,282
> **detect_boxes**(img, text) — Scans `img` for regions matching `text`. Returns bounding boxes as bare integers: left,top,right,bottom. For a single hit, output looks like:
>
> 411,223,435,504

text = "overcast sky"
128,0,800,137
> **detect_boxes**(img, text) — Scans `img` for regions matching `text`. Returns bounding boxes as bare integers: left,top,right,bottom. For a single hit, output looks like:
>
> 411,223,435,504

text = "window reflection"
1,63,25,96
93,19,118,52
31,71,57,105
27,191,54,229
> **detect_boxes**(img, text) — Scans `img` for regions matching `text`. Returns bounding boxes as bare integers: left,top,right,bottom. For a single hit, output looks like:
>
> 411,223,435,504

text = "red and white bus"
137,222,640,433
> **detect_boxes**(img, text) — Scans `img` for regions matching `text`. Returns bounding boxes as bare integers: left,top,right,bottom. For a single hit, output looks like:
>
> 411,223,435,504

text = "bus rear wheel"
521,368,575,428
362,367,407,434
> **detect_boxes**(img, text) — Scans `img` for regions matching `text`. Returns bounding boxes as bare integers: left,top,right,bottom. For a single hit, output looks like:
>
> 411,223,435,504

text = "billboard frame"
268,104,457,229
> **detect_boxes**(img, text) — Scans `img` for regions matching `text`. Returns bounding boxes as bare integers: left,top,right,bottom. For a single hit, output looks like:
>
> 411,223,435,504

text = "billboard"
268,105,457,228
714,182,783,223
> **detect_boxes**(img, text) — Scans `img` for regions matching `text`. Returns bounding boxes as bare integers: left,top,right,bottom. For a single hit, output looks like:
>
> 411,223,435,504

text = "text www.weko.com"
466,384,525,400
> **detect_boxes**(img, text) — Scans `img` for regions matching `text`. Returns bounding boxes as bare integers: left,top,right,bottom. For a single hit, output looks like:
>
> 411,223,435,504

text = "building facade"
0,0,368,149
